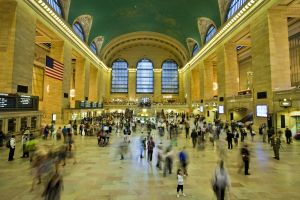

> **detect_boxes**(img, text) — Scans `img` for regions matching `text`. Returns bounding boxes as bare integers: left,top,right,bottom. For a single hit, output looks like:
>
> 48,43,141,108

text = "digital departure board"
0,94,39,111
75,100,103,109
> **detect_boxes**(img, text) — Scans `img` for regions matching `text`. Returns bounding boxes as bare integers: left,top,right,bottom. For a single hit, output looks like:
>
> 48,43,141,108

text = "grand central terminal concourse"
1,0,300,199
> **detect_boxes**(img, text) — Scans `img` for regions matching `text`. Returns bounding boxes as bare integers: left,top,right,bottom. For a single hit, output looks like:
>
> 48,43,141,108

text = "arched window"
111,59,128,93
46,0,64,18
90,42,97,55
192,43,199,57
162,60,179,94
226,0,247,21
205,25,217,44
136,59,154,93
73,22,85,41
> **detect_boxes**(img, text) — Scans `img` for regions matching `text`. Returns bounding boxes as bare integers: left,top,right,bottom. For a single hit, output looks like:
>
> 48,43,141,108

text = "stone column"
0,1,35,94
74,58,86,101
154,70,162,102
89,65,98,102
128,70,136,101
183,70,192,107
203,60,214,100
191,65,200,102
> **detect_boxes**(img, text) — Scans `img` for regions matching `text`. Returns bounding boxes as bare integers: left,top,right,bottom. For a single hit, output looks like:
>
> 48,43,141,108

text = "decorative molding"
197,17,217,46
92,36,104,56
101,31,189,68
218,0,231,25
186,38,198,57
60,0,71,20
74,15,93,43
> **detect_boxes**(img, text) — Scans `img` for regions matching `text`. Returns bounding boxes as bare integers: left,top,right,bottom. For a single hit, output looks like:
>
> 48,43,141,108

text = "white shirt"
10,138,16,148
177,174,184,185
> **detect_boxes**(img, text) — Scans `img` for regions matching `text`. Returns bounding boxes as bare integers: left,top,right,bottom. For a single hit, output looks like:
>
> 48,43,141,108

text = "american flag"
45,56,64,80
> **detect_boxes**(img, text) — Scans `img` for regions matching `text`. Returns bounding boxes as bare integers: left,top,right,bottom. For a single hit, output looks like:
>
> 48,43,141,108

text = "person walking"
185,120,190,139
191,129,198,148
285,128,292,144
147,137,155,162
176,169,186,198
240,144,250,175
179,147,188,176
21,132,30,158
212,160,231,200
8,135,16,161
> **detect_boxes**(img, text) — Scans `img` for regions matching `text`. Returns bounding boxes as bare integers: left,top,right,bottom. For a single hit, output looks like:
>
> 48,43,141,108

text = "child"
177,169,186,197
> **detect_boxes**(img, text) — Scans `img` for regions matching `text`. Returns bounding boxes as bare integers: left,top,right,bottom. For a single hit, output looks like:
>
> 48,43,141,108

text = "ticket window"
20,117,28,131
8,118,16,133
31,117,37,129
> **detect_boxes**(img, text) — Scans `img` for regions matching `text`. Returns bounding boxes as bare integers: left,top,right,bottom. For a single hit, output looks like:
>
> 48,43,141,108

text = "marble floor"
0,129,299,200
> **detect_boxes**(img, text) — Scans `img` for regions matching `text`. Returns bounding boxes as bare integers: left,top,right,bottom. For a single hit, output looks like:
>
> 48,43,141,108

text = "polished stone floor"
0,127,300,200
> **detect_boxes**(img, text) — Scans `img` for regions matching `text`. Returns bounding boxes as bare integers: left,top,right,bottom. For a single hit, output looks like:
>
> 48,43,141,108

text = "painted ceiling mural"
68,0,221,49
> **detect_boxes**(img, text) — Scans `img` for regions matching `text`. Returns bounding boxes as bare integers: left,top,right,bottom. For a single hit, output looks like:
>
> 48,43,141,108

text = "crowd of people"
0,110,297,200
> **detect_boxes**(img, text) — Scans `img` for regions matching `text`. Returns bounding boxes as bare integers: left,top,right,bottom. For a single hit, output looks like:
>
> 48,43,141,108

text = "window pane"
226,0,247,21
192,43,199,57
73,22,85,41
205,25,217,44
136,59,154,93
46,0,63,18
111,59,128,93
90,42,97,54
162,60,178,94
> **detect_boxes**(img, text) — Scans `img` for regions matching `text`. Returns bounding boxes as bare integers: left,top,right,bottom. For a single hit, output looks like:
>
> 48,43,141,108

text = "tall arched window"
73,22,85,41
192,43,199,57
136,59,154,93
205,25,217,44
46,0,64,18
226,0,247,21
90,42,97,55
111,59,128,93
162,60,179,94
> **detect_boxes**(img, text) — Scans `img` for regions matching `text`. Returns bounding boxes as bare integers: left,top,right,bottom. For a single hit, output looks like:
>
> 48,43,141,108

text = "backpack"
6,140,10,148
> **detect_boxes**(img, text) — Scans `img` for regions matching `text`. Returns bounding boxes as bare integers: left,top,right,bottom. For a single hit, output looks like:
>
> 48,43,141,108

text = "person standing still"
8,135,16,161
226,130,233,150
176,169,186,198
147,137,155,162
285,128,292,144
240,144,250,175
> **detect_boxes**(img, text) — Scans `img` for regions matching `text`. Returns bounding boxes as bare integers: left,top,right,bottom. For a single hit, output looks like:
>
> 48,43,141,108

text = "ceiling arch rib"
91,36,104,57
198,17,217,46
60,0,71,20
101,32,189,68
186,38,199,57
218,0,232,25
73,15,93,43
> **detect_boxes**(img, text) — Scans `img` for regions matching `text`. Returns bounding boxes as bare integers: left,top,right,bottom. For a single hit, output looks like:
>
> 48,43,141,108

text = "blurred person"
62,126,68,142
140,136,146,158
241,144,250,175
147,137,155,162
185,120,190,139
191,128,198,148
8,135,16,161
163,145,174,176
233,129,239,146
42,170,63,200
226,130,233,150
271,133,281,160
119,140,128,160
179,147,188,176
156,145,163,170
43,125,49,140
262,126,267,143
0,130,4,147
56,127,62,141
21,131,30,158
176,169,186,198
268,127,275,144
212,160,231,200
285,128,292,144
27,134,38,162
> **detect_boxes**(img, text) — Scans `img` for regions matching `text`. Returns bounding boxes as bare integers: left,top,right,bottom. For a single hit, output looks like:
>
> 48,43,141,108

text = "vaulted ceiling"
68,0,221,49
